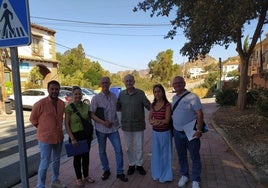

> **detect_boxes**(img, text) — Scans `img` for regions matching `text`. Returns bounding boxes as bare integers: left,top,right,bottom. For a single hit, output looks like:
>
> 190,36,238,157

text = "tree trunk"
236,56,249,110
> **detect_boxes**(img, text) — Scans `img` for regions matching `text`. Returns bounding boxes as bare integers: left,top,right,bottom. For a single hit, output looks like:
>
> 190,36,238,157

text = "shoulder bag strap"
171,91,190,115
70,103,84,121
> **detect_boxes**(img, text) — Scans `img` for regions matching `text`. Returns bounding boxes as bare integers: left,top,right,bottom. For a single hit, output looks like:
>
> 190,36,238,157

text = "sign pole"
10,47,29,188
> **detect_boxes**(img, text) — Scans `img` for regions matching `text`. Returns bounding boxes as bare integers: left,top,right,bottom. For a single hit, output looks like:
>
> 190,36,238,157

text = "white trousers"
123,130,144,166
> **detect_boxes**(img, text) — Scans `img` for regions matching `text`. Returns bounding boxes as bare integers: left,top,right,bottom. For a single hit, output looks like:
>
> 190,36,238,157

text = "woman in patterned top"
149,84,173,183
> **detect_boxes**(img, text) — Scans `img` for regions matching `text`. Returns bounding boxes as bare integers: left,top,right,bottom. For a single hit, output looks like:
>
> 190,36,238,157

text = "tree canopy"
57,44,107,88
148,49,173,83
134,0,268,110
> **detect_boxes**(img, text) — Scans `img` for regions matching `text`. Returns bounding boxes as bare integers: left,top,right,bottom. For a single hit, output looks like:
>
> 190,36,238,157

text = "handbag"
65,140,89,157
70,103,94,141
170,92,190,134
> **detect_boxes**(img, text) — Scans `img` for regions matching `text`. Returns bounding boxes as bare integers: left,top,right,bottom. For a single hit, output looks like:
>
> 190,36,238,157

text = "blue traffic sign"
0,0,31,48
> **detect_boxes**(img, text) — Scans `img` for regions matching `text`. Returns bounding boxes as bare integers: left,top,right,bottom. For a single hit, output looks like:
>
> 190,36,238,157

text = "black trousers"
70,131,92,179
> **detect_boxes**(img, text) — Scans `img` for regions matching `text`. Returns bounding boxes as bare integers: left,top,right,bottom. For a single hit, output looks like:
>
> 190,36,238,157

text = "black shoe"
117,174,128,182
127,165,135,175
136,166,146,175
101,170,111,180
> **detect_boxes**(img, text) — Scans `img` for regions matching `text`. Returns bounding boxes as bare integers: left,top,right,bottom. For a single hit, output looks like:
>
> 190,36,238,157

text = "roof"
31,23,56,35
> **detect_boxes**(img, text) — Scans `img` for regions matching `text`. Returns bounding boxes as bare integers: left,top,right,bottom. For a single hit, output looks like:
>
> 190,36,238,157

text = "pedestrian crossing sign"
0,0,31,48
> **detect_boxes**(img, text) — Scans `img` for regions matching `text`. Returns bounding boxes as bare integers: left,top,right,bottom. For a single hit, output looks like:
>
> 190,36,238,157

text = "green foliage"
29,66,43,82
203,64,217,72
5,81,13,96
243,35,250,53
134,0,265,59
257,102,268,117
59,44,87,76
222,79,240,89
148,49,175,84
110,74,124,88
215,88,238,106
227,70,239,77
134,0,268,110
24,66,44,89
83,69,102,87
247,88,268,116
201,72,218,89
57,44,109,88
24,82,41,90
135,76,155,93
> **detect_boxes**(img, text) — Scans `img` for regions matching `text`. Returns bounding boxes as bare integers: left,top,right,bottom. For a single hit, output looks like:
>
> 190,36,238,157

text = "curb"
210,118,268,186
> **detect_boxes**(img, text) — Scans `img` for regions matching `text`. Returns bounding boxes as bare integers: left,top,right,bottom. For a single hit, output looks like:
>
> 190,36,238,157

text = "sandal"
76,179,84,187
84,177,95,183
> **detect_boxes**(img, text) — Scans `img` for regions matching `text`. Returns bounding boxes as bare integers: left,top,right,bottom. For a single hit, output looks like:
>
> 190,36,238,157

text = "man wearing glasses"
90,76,128,182
172,76,204,188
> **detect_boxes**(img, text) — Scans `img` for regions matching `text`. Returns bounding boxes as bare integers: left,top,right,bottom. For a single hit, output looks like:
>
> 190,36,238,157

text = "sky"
28,0,267,73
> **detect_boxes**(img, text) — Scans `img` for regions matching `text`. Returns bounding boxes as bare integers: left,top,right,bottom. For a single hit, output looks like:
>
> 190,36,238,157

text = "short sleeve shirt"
65,102,90,133
90,92,119,133
171,91,202,131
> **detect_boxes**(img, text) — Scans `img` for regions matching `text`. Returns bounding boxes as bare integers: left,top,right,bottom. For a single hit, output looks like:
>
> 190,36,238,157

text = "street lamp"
219,57,222,90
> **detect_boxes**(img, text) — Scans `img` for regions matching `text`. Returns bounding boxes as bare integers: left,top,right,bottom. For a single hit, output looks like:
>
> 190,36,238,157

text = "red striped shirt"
151,102,171,132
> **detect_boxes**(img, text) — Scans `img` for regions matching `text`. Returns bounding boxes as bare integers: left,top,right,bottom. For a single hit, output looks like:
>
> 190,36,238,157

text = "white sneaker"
178,175,189,187
192,181,200,188
51,180,66,188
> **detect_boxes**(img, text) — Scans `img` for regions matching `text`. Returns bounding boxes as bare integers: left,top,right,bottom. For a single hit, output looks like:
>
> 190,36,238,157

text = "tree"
58,44,86,76
24,66,44,89
57,44,108,88
148,49,174,85
134,0,268,110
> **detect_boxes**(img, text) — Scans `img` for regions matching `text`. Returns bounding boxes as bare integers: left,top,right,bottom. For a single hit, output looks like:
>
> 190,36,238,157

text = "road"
0,111,70,188
0,108,102,188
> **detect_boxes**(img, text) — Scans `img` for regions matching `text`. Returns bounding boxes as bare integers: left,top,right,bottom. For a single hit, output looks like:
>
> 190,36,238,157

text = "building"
189,66,207,78
0,24,59,113
248,33,268,88
222,59,239,81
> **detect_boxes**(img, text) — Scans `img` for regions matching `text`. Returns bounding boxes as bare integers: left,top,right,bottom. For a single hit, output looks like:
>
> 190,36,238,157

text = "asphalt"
1,97,267,188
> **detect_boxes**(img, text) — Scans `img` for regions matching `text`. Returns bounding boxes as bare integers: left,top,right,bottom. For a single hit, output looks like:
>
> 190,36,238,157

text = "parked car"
85,88,98,95
59,90,72,104
81,88,95,104
109,86,122,98
8,89,48,110
60,86,95,105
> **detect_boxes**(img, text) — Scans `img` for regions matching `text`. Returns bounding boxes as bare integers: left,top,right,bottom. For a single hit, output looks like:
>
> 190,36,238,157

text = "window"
32,35,44,57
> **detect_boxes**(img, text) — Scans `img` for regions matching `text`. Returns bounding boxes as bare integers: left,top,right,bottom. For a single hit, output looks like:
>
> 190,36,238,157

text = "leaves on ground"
212,106,268,174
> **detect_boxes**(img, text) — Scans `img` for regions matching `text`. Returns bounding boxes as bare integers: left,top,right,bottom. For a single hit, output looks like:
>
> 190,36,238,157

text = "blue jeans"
96,130,124,174
37,141,63,188
173,129,201,182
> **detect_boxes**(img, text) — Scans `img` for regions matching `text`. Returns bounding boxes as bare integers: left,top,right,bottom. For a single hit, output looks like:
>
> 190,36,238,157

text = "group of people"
30,74,204,188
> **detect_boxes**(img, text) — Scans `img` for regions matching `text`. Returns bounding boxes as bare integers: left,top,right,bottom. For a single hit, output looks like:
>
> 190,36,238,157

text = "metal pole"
10,47,29,188
219,58,222,90
260,32,263,72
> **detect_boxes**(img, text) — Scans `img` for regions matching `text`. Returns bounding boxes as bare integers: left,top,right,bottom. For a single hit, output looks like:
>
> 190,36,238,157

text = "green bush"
5,81,13,96
24,82,41,90
246,89,259,106
258,102,268,117
247,87,268,116
215,88,238,106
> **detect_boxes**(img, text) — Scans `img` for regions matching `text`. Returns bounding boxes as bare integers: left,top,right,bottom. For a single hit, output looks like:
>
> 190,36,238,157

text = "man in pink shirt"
30,80,66,188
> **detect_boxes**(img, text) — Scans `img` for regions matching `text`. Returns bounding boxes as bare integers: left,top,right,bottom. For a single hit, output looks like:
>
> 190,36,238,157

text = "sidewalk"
12,98,266,188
